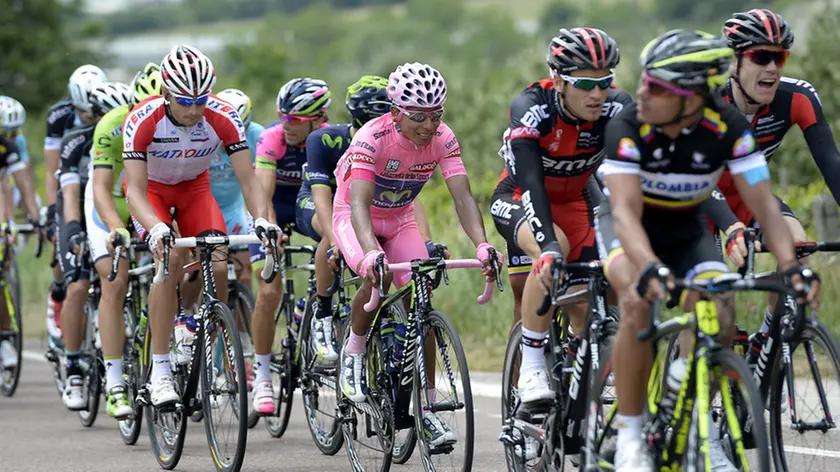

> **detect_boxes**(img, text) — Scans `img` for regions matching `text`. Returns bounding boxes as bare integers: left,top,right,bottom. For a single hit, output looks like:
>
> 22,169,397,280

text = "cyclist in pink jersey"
333,62,500,447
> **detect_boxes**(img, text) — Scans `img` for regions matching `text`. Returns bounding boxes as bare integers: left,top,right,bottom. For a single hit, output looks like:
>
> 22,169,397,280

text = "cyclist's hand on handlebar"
360,250,387,286
66,220,84,255
724,223,748,267
148,222,173,262
327,244,341,272
637,262,674,304
476,242,499,283
784,263,821,310
533,243,563,295
106,227,130,257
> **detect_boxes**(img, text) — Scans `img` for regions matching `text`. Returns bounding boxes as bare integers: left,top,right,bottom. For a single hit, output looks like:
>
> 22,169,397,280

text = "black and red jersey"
495,78,632,250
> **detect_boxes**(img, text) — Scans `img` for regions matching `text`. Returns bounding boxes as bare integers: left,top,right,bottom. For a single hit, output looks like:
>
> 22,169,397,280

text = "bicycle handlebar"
363,257,498,312
637,273,802,342
153,233,279,285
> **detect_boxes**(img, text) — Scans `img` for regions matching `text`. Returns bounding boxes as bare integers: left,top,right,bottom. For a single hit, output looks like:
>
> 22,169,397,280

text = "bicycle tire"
265,303,295,439
413,309,474,472
769,319,840,471
231,286,259,430
119,300,144,446
581,336,617,471
202,302,249,472
340,321,394,472
712,348,771,472
300,293,344,455
78,302,102,428
501,320,528,472
144,326,188,470
0,277,23,397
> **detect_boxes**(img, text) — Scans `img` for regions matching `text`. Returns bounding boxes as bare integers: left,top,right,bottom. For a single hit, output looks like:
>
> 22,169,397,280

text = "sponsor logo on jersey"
349,153,375,165
519,104,550,128
148,147,216,159
542,152,603,173
509,126,540,140
47,105,72,125
373,129,392,140
354,140,376,154
444,136,458,149
490,199,520,221
152,137,180,143
640,174,712,198
601,102,624,118
733,130,756,157
617,138,640,161
408,162,437,173
385,159,400,172
61,134,87,161
321,133,344,149
228,141,249,153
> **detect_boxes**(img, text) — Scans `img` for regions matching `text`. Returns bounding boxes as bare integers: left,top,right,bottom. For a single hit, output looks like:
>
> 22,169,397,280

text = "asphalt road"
2,343,839,472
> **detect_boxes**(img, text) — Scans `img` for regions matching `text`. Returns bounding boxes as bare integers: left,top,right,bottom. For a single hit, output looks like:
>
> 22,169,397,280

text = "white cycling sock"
615,414,643,451
151,354,171,384
254,353,272,384
520,328,548,377
104,357,124,391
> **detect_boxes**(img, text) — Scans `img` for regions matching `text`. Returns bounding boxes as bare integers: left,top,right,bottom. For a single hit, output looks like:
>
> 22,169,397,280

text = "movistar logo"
321,134,344,149
380,189,412,203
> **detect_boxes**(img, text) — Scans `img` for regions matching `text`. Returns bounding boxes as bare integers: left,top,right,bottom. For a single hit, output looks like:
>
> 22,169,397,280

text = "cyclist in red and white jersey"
123,45,281,407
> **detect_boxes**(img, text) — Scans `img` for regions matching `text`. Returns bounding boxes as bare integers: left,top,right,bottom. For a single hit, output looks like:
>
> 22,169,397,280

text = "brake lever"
375,253,385,298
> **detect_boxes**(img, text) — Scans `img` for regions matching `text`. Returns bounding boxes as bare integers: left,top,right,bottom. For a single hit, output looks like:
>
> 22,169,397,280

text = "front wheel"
202,302,249,472
0,278,22,397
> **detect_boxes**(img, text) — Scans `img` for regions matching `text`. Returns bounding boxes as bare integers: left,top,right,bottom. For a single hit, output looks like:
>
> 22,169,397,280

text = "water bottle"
292,298,305,334
173,313,197,365
93,308,101,350
657,358,687,426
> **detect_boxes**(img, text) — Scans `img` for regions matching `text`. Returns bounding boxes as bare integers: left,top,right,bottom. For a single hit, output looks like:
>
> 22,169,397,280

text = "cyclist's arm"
58,136,84,223
414,199,433,241
698,188,741,232
507,94,558,252
445,175,489,247
254,156,277,225
230,148,270,222
44,109,70,207
792,85,840,204
311,185,334,245
45,148,59,206
11,165,40,222
1,178,12,223
349,178,379,255
124,159,162,232
93,168,124,230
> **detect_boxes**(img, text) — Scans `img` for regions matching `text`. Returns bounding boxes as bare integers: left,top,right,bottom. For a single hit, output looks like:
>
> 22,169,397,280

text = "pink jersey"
334,114,466,217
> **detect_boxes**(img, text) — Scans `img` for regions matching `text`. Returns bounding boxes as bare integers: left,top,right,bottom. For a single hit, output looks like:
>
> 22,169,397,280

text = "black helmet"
546,27,620,75
641,29,734,92
723,9,793,52
345,75,390,128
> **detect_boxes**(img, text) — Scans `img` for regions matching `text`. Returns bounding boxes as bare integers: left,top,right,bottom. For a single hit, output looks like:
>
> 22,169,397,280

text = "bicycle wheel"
500,321,532,471
300,293,344,455
202,302,249,472
412,310,474,472
230,284,259,430
581,337,618,471
770,320,840,472
340,322,394,472
265,302,295,439
78,302,102,428
144,327,188,470
712,348,771,472
0,279,22,397
119,302,144,446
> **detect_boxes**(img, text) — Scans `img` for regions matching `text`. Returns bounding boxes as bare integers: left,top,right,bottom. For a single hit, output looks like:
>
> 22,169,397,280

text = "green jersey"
92,104,131,223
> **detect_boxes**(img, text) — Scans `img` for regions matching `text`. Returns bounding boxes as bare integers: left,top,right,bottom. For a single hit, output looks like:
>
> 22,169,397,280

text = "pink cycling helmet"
387,62,447,109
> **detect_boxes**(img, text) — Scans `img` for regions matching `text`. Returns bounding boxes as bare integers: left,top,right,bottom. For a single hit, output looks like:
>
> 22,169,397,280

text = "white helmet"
68,64,107,111
160,44,216,98
89,82,133,116
0,96,25,130
387,62,447,109
217,88,252,127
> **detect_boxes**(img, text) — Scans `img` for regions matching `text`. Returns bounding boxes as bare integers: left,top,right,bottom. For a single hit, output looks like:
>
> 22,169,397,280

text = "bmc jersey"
334,114,466,218
254,124,311,206
209,121,264,205
498,78,632,248
58,125,95,191
45,98,78,151
598,99,767,210
302,124,353,194
122,96,248,185
715,77,840,206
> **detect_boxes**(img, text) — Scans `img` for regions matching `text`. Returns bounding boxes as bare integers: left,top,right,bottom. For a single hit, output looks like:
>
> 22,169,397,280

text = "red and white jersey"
122,95,249,185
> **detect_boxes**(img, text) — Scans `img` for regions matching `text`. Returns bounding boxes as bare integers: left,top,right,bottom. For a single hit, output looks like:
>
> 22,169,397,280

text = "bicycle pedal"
429,443,455,455
44,349,58,363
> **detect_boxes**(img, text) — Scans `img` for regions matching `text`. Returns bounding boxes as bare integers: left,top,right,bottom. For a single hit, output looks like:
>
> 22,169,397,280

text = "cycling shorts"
490,186,598,286
56,191,91,283
295,189,319,242
596,198,728,286
217,196,250,251
131,171,226,240
248,201,297,268
83,179,130,265
332,201,427,288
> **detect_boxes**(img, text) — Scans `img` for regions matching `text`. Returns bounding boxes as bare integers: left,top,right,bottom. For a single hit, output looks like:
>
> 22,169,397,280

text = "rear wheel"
145,326,188,470
0,278,22,397
78,302,102,428
265,301,296,438
118,302,144,446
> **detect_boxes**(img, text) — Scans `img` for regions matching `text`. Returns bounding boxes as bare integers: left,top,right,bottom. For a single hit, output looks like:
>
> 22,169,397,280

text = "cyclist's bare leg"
149,248,186,356
251,267,282,356
95,257,129,361
312,216,334,298
62,279,91,353
234,249,252,291
180,252,202,311
510,275,526,330
210,245,229,305
349,273,394,338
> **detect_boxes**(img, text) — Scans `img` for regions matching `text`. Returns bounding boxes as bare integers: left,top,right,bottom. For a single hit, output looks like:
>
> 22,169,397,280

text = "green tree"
0,0,103,112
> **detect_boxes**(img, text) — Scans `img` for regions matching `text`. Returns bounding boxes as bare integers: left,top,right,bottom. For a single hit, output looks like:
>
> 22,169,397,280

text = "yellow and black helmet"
640,29,734,93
